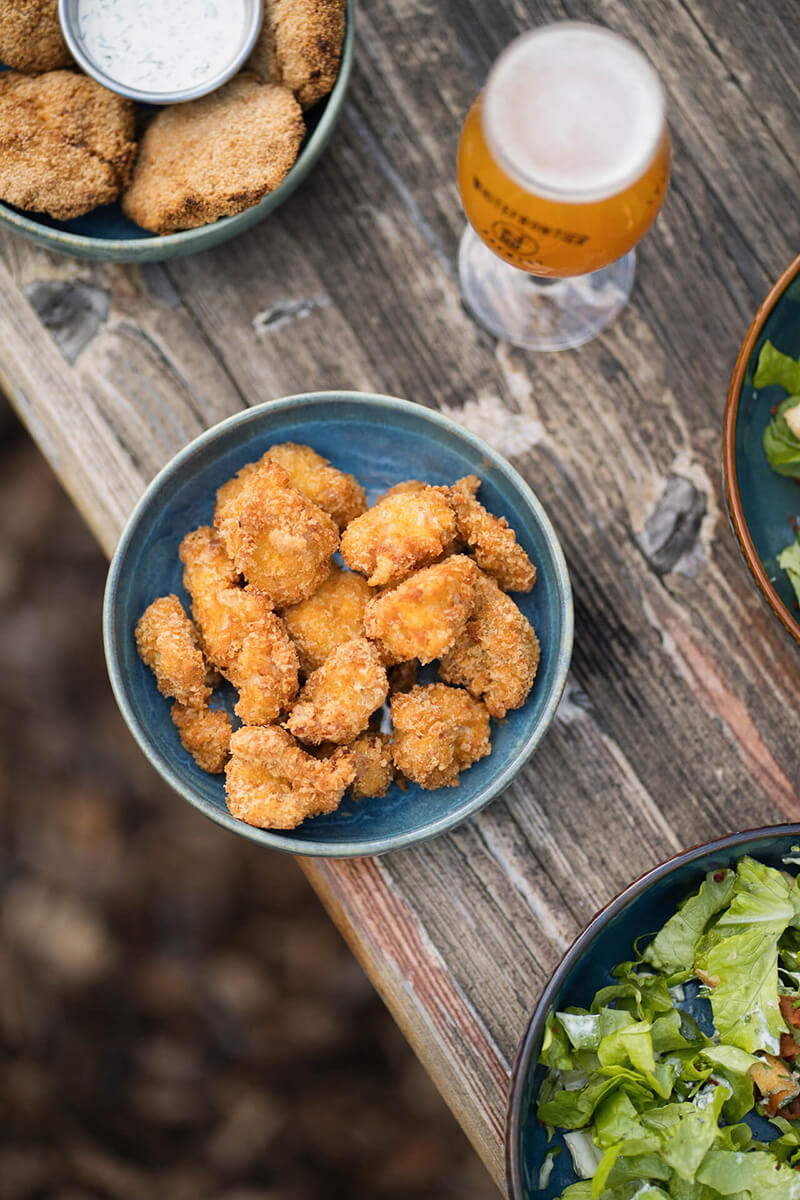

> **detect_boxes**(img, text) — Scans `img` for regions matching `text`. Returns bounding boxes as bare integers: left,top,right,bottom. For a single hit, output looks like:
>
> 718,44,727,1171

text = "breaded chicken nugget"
281,565,374,674
263,443,366,530
0,1,72,72
340,487,457,588
171,702,232,774
439,572,540,718
135,595,210,710
363,555,477,665
225,725,355,829
448,476,536,592
246,0,346,110
286,638,388,745
391,684,491,790
180,526,298,725
379,479,428,501
348,731,393,799
214,459,338,609
122,76,304,234
0,71,136,219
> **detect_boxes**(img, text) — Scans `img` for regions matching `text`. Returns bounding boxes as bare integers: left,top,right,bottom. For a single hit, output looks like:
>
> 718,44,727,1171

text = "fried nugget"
246,0,346,110
439,572,539,718
263,443,366,529
363,555,477,666
122,76,304,234
135,595,210,710
391,684,491,790
225,725,355,829
448,476,536,592
281,565,374,674
0,1,72,72
214,458,338,609
348,731,393,799
180,526,298,725
0,71,136,219
171,702,232,774
286,638,388,745
340,487,457,588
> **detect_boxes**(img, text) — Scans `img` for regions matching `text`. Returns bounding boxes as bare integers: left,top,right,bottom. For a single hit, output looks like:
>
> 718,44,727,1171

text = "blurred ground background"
0,401,495,1200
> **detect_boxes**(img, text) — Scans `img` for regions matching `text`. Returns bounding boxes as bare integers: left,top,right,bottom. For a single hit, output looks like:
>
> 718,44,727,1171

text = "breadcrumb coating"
448,476,536,592
171,702,232,774
0,1,73,72
0,71,136,219
340,487,457,588
439,572,540,718
135,595,210,710
263,443,367,530
348,731,393,799
214,458,338,609
225,725,355,829
246,0,346,109
281,565,374,674
391,684,491,790
363,555,477,665
286,638,388,745
122,76,304,234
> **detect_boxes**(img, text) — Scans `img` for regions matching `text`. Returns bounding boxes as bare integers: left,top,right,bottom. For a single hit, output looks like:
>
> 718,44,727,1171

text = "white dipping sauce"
75,0,249,94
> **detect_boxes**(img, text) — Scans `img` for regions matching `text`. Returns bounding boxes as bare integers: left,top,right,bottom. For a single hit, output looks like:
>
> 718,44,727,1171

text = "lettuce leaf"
754,339,800,393
643,871,736,974
778,536,800,609
696,1149,800,1196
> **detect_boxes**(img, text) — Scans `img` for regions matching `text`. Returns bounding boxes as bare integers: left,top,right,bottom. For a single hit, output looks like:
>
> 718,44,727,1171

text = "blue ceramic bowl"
724,254,800,644
506,823,800,1200
0,0,353,262
103,392,573,858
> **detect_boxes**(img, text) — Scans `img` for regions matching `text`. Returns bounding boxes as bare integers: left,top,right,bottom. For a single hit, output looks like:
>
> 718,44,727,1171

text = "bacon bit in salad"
749,1053,800,1116
781,1032,800,1060
695,968,719,989
712,870,726,882
780,995,800,1028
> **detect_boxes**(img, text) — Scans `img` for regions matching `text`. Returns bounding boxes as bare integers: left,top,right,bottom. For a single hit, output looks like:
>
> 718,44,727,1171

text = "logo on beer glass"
490,220,538,258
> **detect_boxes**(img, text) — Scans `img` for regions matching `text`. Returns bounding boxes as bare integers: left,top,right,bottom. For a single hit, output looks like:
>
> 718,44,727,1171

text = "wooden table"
2,0,800,1190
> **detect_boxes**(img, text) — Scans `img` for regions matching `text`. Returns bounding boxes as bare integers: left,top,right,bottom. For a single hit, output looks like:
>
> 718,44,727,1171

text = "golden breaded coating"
135,595,210,710
379,479,428,501
0,71,136,220
391,684,491,790
263,443,366,529
281,565,374,674
286,638,388,745
122,76,304,234
363,555,477,665
225,725,355,829
0,1,72,72
180,525,298,725
171,702,232,774
439,572,540,718
340,487,457,588
214,458,338,609
349,731,393,800
246,0,346,110
448,476,536,592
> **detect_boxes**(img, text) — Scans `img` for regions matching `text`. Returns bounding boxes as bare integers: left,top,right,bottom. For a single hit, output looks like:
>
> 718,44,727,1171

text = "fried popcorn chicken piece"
364,555,477,666
448,476,536,592
286,638,388,745
246,0,346,110
349,731,394,799
122,76,304,234
340,487,457,588
180,526,298,725
0,1,72,72
391,684,491,790
439,572,540,718
171,702,232,774
214,458,338,608
135,595,211,710
379,479,428,501
225,725,355,829
281,565,374,674
263,443,366,530
0,71,136,219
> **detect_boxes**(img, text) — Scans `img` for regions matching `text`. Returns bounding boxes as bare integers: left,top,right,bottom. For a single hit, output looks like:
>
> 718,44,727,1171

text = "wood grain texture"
2,0,800,1190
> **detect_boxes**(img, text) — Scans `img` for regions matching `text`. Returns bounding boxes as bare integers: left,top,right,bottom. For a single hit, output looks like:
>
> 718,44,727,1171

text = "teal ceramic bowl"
724,254,800,644
506,823,800,1199
103,392,573,858
0,0,353,262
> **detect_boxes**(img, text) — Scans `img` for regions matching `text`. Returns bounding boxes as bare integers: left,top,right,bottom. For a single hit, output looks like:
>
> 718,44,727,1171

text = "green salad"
537,856,800,1198
757,341,800,605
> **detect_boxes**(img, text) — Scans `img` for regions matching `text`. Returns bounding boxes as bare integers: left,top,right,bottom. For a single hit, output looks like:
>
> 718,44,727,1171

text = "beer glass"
457,23,671,351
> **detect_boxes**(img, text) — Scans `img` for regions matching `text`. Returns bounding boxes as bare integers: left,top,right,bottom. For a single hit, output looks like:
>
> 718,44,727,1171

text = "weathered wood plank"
1,0,800,1192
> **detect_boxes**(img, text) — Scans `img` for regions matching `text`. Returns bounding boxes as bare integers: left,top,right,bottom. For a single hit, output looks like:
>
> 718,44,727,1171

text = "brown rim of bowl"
723,251,800,645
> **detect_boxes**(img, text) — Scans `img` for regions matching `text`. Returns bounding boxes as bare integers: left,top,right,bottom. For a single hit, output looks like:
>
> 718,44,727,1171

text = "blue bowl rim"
504,820,800,1199
0,0,354,255
103,390,575,859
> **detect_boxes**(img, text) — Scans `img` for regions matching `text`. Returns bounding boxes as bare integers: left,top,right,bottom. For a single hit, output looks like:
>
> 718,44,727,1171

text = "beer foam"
483,24,665,202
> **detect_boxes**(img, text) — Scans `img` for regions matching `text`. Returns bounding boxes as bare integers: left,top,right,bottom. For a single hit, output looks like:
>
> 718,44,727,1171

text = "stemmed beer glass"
457,23,671,351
